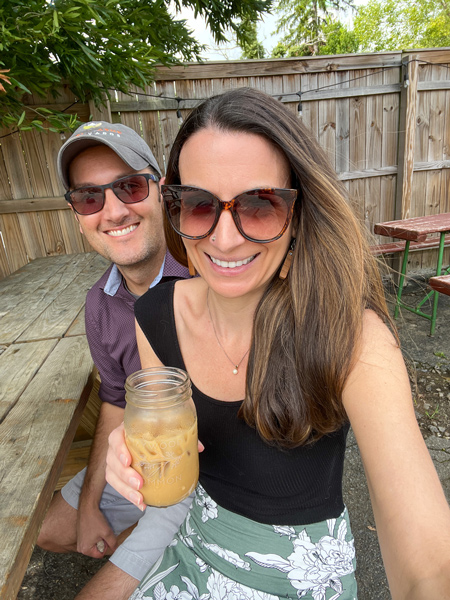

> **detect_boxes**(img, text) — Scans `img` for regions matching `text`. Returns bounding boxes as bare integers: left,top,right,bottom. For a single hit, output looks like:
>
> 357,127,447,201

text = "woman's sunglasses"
161,185,297,243
65,173,159,216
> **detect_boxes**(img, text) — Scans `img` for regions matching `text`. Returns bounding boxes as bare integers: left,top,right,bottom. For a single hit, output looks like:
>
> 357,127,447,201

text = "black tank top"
135,280,349,525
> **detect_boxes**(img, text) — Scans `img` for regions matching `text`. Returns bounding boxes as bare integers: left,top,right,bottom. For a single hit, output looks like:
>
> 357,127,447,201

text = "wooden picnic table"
374,212,450,334
0,252,108,600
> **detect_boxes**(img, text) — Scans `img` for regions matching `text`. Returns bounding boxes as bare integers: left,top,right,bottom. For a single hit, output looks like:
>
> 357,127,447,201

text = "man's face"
68,145,165,268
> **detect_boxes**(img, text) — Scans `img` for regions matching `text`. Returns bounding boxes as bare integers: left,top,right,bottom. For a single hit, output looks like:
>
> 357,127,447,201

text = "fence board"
1,133,33,200
0,214,29,272
17,212,47,260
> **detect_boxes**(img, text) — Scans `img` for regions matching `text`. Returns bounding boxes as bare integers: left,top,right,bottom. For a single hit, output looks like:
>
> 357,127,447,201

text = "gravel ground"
17,275,450,600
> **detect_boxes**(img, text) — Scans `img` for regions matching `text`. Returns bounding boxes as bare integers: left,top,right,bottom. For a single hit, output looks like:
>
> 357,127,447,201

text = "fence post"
395,53,419,220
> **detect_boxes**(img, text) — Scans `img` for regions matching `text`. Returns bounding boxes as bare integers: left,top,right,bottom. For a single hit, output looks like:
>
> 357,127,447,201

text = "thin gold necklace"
206,290,250,375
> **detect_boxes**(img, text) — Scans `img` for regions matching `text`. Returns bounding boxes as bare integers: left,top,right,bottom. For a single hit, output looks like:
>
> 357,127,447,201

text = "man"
37,121,191,600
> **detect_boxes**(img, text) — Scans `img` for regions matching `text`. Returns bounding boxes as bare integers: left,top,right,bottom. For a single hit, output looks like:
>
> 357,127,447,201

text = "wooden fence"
1,48,449,279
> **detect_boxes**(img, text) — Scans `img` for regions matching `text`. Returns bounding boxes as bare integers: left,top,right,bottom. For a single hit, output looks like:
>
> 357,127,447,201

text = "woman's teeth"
210,255,255,268
107,224,138,237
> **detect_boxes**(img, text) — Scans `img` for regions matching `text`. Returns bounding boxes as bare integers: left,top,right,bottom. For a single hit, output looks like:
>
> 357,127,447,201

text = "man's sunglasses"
161,185,297,243
65,173,159,216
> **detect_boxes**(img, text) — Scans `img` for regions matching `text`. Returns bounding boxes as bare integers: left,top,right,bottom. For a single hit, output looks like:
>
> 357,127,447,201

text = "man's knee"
37,491,78,553
75,561,139,600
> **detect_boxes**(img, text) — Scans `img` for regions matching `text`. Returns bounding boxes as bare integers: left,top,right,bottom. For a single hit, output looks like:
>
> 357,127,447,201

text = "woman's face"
178,127,295,300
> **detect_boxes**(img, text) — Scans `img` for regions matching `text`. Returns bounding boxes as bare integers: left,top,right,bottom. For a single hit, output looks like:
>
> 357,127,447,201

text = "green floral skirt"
131,484,358,600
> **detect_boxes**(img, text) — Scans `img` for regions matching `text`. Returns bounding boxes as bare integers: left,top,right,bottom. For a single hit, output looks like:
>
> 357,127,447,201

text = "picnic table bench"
373,212,450,335
0,252,108,600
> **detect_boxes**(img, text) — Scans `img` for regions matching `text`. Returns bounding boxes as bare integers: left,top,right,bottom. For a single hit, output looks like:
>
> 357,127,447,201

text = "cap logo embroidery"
82,122,103,130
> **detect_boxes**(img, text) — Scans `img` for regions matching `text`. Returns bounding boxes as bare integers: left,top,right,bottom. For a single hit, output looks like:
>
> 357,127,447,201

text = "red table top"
374,213,450,242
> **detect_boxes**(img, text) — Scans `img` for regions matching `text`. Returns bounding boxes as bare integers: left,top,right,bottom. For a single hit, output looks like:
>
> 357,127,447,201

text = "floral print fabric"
131,484,357,600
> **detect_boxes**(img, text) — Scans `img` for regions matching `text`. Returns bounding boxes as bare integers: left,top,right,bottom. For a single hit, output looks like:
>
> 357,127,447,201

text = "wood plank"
0,197,68,214
0,213,29,273
111,83,403,114
0,134,13,201
0,240,10,281
374,212,450,241
41,131,66,196
0,336,95,600
0,253,95,344
0,339,58,422
318,72,336,166
396,55,419,220
156,81,181,170
349,81,366,172
58,210,86,254
382,68,400,169
37,210,67,256
54,440,92,490
64,306,86,337
418,80,450,91
0,254,73,300
20,130,55,198
16,212,47,260
335,71,350,174
366,69,383,170
18,254,108,342
78,374,101,439
0,132,33,200
153,52,403,81
140,84,166,175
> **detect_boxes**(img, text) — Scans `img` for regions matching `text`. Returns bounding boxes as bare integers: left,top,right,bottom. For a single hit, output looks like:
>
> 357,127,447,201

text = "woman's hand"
106,422,204,512
105,423,145,511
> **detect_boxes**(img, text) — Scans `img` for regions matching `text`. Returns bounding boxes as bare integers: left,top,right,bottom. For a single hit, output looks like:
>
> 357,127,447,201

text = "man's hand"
77,402,126,557
76,503,118,558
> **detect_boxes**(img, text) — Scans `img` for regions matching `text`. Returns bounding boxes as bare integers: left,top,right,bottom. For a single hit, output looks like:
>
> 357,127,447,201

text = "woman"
106,87,450,599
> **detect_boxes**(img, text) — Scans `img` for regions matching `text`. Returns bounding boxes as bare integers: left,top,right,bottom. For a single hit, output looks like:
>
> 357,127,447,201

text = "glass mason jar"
124,367,199,507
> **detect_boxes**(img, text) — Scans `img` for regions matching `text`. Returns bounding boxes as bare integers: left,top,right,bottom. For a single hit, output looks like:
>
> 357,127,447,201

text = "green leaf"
17,110,26,126
53,9,59,32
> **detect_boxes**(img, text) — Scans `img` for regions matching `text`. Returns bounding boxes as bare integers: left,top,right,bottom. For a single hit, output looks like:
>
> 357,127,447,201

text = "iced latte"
125,417,198,506
124,367,199,507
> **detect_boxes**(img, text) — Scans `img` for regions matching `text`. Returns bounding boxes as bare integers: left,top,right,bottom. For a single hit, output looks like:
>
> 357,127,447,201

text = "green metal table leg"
394,240,411,320
430,232,446,335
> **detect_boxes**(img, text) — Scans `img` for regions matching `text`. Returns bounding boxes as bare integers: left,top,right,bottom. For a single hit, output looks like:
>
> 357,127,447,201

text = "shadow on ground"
17,276,450,600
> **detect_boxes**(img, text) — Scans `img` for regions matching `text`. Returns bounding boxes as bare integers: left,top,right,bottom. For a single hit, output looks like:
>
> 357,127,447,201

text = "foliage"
319,18,359,55
273,0,354,56
353,0,450,52
271,16,358,56
240,16,267,59
0,0,272,132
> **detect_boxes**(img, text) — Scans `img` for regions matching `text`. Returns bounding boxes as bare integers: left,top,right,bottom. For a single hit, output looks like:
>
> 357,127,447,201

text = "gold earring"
279,238,296,280
187,256,197,277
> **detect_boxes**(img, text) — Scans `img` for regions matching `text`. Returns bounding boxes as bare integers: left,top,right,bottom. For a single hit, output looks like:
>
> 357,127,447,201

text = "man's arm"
76,401,125,557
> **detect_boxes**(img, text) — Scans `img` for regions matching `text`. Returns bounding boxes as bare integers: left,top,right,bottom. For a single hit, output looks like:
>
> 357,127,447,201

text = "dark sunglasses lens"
235,190,294,241
165,188,217,237
113,175,149,204
70,187,104,215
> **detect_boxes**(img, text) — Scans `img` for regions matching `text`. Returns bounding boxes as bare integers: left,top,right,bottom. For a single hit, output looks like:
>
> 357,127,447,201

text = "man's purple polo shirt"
85,252,189,409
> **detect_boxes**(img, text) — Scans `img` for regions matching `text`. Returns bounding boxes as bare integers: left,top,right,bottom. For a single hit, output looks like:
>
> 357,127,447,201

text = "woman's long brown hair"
163,87,394,448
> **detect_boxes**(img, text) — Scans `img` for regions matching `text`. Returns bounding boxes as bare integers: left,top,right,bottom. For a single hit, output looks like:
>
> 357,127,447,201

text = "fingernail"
119,453,128,466
129,491,141,505
130,477,141,490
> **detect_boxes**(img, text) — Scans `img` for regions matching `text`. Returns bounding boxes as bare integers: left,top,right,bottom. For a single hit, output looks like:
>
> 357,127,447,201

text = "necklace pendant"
233,367,238,375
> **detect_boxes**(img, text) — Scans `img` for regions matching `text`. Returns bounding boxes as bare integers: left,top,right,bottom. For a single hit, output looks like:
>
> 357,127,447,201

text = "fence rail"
0,48,449,279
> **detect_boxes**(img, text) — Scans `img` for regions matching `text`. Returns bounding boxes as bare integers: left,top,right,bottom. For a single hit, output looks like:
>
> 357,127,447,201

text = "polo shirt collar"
104,257,165,297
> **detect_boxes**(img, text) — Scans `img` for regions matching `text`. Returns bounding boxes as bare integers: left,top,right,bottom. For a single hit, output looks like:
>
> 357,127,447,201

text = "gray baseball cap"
57,121,161,190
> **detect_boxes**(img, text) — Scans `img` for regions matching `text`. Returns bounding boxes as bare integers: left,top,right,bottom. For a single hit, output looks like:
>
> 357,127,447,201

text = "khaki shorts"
61,468,193,580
